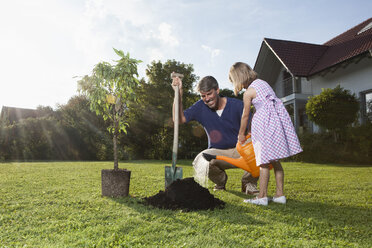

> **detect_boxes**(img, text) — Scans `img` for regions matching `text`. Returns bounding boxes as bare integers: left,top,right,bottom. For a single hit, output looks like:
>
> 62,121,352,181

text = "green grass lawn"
0,161,371,248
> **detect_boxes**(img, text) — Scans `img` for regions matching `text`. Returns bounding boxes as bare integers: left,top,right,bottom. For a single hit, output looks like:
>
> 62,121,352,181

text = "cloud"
153,22,179,47
147,48,164,62
201,45,221,66
202,45,221,59
74,0,180,72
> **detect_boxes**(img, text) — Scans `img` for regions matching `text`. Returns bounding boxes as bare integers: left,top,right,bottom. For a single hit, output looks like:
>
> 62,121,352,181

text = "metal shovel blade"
165,166,183,188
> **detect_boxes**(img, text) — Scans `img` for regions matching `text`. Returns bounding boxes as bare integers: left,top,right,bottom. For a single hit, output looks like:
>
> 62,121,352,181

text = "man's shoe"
213,185,226,191
202,153,216,161
271,196,286,204
213,174,227,191
244,183,259,195
243,197,268,206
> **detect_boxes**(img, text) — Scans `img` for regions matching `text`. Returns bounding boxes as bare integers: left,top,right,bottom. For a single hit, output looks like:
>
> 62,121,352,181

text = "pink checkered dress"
249,79,302,166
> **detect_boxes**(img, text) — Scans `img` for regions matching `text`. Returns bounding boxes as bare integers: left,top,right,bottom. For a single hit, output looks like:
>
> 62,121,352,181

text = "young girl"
229,62,302,206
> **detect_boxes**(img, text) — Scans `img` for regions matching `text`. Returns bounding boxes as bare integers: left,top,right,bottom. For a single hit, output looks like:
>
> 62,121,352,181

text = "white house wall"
273,67,285,96
304,56,372,131
300,78,312,94
307,56,372,97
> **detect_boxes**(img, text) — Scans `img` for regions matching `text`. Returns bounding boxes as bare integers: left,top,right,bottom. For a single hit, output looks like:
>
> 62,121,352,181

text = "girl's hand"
238,134,247,144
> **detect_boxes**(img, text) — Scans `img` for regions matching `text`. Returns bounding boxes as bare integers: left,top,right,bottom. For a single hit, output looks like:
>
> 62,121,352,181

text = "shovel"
165,72,184,188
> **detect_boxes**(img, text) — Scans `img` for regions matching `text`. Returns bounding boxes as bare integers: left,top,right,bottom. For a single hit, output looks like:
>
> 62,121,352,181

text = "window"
282,71,293,96
285,103,294,124
365,92,372,121
298,106,309,132
361,90,372,123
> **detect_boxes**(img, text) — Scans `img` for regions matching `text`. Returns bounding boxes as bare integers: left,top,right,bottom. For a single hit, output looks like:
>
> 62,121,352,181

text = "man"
172,75,258,194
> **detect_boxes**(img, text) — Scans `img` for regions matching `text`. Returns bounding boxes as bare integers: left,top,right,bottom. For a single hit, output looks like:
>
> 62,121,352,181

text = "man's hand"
171,72,186,124
171,75,183,95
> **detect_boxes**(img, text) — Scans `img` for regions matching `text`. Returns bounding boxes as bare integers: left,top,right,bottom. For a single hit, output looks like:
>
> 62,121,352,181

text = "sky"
0,0,371,110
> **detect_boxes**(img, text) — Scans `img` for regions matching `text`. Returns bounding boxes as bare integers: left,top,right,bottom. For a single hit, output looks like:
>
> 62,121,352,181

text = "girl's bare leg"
272,161,284,197
258,164,270,198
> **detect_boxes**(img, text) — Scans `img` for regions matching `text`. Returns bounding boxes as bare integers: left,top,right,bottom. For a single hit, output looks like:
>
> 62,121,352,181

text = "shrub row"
289,124,372,165
0,117,113,161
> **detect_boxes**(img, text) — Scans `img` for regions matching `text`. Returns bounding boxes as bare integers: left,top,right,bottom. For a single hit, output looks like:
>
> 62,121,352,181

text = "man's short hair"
197,76,219,93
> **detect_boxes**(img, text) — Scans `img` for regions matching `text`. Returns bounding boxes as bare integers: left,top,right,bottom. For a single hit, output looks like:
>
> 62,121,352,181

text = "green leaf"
113,48,124,58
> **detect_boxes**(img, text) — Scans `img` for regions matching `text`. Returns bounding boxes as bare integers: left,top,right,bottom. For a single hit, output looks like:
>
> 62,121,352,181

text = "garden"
1,161,371,247
1,49,371,247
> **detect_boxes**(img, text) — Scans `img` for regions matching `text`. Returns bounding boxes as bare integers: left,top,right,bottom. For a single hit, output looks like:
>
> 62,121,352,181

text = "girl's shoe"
243,197,268,206
270,196,286,204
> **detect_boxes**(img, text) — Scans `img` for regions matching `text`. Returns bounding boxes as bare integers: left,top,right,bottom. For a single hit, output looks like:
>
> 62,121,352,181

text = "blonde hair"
229,62,257,96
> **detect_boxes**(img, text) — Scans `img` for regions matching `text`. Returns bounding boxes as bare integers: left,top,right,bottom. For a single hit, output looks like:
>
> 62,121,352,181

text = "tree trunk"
113,108,118,170
333,130,340,143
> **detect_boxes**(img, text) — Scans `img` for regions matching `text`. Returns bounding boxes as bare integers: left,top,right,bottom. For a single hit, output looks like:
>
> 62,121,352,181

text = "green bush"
343,124,372,163
306,85,359,133
292,124,372,164
0,111,113,161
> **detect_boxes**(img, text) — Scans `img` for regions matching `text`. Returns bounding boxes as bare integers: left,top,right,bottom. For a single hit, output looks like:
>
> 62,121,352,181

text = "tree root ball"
143,177,225,211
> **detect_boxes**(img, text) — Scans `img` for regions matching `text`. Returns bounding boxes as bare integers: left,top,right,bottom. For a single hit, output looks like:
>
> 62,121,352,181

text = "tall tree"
78,48,141,169
56,95,112,160
123,60,203,159
219,88,243,100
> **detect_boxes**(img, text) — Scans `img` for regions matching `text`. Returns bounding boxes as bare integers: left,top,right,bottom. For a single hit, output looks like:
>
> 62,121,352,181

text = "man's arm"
172,76,187,124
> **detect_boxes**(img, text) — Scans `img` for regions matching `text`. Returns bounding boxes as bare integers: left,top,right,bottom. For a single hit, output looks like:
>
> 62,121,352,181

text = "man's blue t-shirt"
184,97,244,149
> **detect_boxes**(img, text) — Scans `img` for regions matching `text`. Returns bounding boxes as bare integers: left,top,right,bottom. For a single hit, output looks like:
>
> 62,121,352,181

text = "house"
254,17,372,133
0,106,39,124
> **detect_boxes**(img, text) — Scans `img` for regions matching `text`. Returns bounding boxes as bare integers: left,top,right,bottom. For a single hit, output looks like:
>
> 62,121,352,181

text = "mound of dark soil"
143,177,225,211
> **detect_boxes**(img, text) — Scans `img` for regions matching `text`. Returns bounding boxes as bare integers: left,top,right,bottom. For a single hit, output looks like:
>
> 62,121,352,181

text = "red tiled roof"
262,18,372,76
264,38,327,76
324,18,372,45
310,33,372,74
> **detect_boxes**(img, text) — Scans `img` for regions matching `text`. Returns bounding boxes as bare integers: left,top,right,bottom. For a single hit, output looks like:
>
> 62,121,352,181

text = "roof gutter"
263,39,297,92
263,39,292,75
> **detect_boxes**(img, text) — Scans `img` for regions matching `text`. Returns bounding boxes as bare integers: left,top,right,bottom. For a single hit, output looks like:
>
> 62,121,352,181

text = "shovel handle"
172,84,179,169
171,72,183,170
